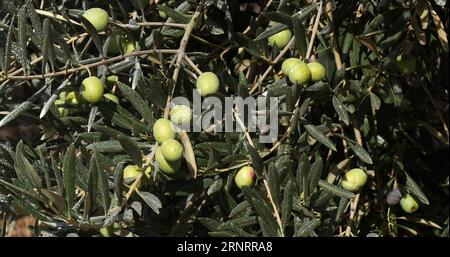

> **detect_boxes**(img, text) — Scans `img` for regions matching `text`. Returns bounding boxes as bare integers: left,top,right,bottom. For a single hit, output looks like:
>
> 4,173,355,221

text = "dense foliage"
0,0,448,237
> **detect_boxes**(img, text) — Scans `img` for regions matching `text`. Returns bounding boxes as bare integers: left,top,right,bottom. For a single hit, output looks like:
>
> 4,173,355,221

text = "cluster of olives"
194,72,258,189
151,103,194,174
54,76,119,116
281,58,326,85
387,189,419,213
341,168,420,213
82,8,137,55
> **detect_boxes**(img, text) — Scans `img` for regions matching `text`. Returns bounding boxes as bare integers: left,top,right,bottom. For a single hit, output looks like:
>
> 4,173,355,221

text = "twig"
35,9,82,27
305,1,323,60
261,98,301,159
116,21,187,29
163,5,203,118
421,83,449,139
248,37,295,95
233,108,285,237
1,49,179,81
184,55,202,76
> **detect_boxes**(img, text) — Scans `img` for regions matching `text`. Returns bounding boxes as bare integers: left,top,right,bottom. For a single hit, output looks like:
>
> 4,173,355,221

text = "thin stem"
1,49,179,81
305,1,323,60
35,9,82,27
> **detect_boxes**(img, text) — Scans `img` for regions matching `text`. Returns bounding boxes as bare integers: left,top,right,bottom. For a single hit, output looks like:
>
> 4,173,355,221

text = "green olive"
103,93,119,104
341,168,367,192
80,76,105,103
107,75,118,86
396,55,416,75
170,105,192,125
155,147,181,174
234,166,256,189
161,138,183,162
59,91,67,101
66,91,81,105
196,72,219,96
152,118,176,144
108,31,125,54
268,29,292,48
82,8,109,32
281,58,301,76
307,62,326,81
122,40,137,55
54,99,68,116
400,193,419,214
288,62,311,85
123,164,152,187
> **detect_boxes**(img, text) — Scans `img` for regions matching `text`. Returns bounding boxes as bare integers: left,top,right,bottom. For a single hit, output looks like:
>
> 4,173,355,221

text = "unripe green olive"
396,55,416,75
107,75,118,86
288,62,311,85
100,222,121,237
108,31,125,54
307,62,326,81
196,72,219,96
161,138,183,162
152,118,176,144
123,164,141,180
122,40,137,55
80,76,105,103
400,193,419,213
268,29,292,48
234,166,256,189
281,58,301,76
108,31,137,55
59,91,67,101
123,164,152,187
66,91,81,105
82,8,109,32
103,93,119,104
54,99,68,116
341,168,367,192
170,104,192,125
155,147,181,174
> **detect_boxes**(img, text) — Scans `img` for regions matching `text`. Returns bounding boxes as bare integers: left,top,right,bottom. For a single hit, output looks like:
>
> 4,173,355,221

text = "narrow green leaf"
218,216,258,230
17,5,29,74
293,15,307,58
348,142,373,164
246,144,264,178
281,179,294,230
63,143,76,212
117,134,142,167
198,217,221,232
137,191,162,214
158,5,189,24
295,218,320,237
229,200,250,218
15,141,42,189
304,124,337,151
78,15,104,57
318,180,355,199
404,171,430,205
116,81,155,125
255,23,288,41
308,155,323,191
261,12,293,26
332,95,349,125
